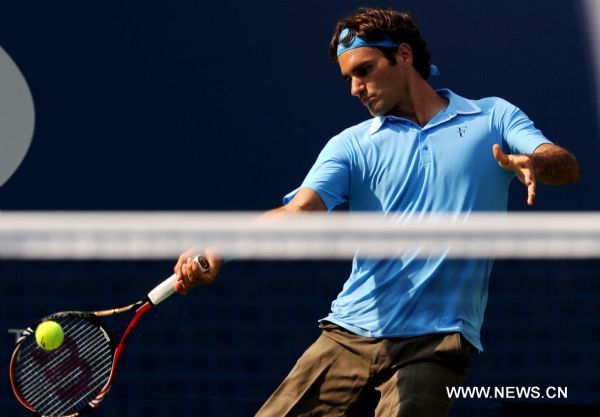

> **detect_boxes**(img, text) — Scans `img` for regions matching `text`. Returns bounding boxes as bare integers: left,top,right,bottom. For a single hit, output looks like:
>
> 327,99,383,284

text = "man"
174,7,580,417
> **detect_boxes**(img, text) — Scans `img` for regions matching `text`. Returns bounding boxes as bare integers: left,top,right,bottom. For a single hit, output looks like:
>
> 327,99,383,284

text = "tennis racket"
9,256,210,417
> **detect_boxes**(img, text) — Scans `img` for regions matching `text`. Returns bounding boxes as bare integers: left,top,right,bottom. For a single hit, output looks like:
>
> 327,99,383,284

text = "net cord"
2,211,600,259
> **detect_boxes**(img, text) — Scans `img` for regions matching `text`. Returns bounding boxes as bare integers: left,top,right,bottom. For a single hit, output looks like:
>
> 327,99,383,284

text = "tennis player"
174,7,580,417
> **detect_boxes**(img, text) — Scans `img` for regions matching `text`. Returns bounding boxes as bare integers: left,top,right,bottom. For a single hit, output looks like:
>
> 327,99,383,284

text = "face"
338,47,408,116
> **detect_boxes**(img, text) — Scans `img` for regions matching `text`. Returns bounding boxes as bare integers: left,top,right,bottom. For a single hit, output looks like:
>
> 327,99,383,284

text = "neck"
386,75,448,127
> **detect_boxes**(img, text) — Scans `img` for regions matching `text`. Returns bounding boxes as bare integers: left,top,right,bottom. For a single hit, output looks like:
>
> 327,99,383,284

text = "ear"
397,43,413,66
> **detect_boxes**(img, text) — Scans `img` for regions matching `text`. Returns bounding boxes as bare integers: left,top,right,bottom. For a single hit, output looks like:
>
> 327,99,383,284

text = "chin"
366,101,389,117
369,108,385,117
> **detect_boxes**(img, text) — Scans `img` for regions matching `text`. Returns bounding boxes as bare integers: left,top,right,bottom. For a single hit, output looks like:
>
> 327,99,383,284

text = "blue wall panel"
0,0,597,211
1,1,599,415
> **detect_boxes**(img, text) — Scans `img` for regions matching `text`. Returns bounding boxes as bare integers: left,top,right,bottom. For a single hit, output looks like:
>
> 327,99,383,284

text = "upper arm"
494,100,579,184
283,134,353,211
263,187,326,218
496,99,553,155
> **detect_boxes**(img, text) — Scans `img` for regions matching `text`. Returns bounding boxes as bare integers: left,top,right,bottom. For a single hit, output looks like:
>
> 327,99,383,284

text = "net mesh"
13,316,113,417
2,211,600,417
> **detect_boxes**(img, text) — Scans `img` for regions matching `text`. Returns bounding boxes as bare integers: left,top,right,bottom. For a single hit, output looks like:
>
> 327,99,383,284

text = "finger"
175,279,188,296
181,262,192,287
175,271,189,295
492,144,509,166
527,175,537,206
189,257,211,285
174,252,188,278
188,256,214,286
189,257,199,275
186,258,199,284
520,167,536,206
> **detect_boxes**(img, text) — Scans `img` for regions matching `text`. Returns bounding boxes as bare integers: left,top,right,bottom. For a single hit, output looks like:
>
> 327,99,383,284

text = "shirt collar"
369,116,386,135
369,89,481,135
437,88,481,116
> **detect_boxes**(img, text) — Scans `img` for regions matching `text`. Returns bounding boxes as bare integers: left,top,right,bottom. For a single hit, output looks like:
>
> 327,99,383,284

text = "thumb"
492,144,509,166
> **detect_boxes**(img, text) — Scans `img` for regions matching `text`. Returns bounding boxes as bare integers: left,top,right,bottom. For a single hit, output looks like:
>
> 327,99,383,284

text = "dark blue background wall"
2,260,599,417
0,0,597,210
1,1,599,416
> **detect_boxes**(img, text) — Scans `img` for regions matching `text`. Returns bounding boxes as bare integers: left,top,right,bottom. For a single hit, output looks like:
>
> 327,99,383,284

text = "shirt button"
423,145,429,150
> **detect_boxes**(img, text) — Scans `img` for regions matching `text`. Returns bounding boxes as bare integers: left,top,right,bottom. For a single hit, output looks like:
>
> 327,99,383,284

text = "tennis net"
2,211,600,260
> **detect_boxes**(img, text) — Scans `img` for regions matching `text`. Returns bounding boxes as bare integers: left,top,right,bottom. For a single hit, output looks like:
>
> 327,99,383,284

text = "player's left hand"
492,144,536,206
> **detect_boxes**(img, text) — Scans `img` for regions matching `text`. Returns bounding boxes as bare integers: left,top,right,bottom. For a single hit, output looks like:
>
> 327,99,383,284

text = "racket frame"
9,299,152,417
9,266,203,416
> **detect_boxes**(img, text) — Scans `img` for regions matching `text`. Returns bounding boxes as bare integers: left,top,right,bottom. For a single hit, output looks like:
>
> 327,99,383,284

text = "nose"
350,77,366,97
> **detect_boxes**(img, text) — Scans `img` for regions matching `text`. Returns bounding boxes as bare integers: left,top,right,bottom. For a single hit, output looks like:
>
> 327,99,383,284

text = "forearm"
263,205,298,217
532,145,580,185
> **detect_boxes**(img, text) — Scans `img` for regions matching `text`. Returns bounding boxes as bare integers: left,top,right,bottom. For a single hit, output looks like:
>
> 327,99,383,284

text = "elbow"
549,160,580,186
541,148,581,185
286,198,326,212
284,188,327,212
564,153,581,184
570,161,581,184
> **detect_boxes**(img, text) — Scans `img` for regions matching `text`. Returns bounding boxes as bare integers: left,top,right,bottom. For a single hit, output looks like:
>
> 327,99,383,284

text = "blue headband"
336,28,440,77
336,28,397,56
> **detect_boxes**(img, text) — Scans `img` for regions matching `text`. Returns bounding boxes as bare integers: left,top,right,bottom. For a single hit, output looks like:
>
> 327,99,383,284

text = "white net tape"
1,211,600,260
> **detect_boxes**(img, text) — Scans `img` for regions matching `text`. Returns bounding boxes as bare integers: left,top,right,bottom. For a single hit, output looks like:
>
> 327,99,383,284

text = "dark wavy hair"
329,7,432,79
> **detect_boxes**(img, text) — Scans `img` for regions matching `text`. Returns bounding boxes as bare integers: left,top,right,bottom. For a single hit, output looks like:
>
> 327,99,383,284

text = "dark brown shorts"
256,323,476,417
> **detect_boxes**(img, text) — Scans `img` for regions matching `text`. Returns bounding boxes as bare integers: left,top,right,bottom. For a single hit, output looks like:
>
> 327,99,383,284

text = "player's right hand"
174,248,223,295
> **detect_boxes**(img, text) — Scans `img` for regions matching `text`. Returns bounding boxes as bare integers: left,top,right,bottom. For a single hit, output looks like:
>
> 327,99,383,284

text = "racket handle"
148,274,177,305
194,255,210,272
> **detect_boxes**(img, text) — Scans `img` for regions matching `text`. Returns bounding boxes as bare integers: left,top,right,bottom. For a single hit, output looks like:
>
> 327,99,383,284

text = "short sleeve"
497,99,553,154
283,134,352,211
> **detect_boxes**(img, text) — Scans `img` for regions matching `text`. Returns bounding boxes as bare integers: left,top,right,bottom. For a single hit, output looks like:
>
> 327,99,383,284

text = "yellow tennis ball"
35,320,64,351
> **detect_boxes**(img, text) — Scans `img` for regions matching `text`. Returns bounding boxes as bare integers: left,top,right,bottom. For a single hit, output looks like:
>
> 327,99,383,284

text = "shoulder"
472,96,517,111
316,119,374,161
469,97,526,128
336,118,374,138
441,89,519,112
327,118,373,147
438,89,519,118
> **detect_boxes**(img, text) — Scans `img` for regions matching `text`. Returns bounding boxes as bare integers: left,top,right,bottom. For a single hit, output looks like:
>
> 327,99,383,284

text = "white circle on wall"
0,46,35,187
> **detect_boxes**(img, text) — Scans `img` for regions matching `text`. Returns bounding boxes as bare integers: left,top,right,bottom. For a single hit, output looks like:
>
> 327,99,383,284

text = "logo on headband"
336,28,399,57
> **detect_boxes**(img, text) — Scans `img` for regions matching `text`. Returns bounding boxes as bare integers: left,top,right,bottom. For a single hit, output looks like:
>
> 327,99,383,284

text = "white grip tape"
147,274,177,305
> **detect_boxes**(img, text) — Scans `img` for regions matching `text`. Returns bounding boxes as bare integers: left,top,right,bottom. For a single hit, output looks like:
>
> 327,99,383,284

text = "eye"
355,65,370,77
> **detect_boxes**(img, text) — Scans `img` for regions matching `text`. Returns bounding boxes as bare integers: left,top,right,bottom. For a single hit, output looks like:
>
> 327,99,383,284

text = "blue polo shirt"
283,89,552,351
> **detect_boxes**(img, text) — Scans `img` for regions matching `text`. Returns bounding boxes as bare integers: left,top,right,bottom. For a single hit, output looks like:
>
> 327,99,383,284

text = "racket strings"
24,339,110,417
17,321,105,395
18,319,102,382
18,325,111,416
13,316,113,417
22,337,110,416
17,330,109,415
